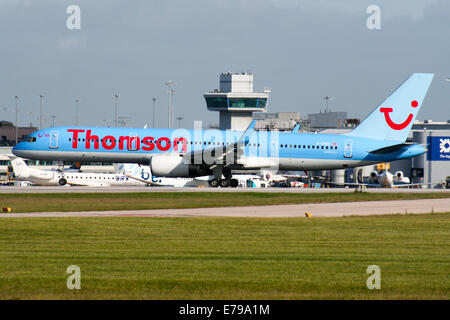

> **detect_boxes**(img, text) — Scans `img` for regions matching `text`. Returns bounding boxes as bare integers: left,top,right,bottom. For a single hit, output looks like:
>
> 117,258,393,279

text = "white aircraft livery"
9,156,146,187
116,163,210,187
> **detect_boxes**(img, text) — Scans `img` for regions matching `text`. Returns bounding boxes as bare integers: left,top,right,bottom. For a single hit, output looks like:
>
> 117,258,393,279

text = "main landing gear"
209,178,239,188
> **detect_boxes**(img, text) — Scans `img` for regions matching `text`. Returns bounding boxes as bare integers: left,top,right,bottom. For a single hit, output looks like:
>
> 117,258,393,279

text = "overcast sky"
0,0,449,129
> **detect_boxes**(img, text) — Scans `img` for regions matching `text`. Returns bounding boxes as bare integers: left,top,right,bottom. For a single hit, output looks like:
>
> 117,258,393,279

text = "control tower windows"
205,97,227,109
228,98,267,109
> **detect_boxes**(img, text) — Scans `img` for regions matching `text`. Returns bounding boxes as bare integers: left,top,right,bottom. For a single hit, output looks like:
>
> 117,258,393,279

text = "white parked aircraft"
117,163,259,187
366,169,420,188
117,163,269,188
116,163,210,187
342,169,423,188
9,156,146,187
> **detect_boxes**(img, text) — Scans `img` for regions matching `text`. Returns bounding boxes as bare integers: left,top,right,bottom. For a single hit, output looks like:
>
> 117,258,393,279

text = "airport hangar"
0,71,449,188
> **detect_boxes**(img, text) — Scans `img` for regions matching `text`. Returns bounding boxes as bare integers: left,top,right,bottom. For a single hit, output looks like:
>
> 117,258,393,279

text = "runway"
1,185,450,194
2,198,449,218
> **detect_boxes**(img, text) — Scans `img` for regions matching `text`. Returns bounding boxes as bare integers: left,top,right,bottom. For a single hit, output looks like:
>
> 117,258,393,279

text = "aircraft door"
49,131,59,149
344,139,352,158
128,133,139,151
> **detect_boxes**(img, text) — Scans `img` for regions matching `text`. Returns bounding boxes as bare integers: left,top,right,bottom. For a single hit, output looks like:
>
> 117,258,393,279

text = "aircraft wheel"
219,179,230,188
209,179,219,188
58,178,67,186
230,179,239,188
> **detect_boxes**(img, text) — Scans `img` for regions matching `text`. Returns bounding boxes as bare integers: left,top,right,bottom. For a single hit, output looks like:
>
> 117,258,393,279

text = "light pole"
176,116,183,128
170,88,176,129
323,96,333,112
164,81,175,129
75,98,80,126
113,94,119,127
14,96,19,145
39,94,44,130
152,97,157,128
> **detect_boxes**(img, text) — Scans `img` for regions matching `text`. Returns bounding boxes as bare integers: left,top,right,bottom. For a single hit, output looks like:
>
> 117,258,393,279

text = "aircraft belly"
278,158,374,170
16,150,151,163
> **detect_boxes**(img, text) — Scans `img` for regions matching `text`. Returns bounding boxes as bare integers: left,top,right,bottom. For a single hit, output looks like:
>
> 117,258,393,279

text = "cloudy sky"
0,0,449,129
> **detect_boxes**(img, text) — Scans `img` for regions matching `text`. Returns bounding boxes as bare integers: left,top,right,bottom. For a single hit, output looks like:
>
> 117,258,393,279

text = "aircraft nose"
12,143,26,157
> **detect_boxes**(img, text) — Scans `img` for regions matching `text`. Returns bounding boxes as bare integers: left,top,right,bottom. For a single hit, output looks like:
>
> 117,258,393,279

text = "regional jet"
9,156,146,187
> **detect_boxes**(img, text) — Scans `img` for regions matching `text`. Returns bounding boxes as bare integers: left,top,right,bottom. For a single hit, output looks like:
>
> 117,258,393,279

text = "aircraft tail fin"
9,156,30,178
114,163,153,180
114,163,142,175
347,73,434,142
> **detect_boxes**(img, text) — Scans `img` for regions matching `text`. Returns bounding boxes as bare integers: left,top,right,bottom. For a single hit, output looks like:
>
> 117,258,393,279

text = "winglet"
237,120,257,146
246,120,257,132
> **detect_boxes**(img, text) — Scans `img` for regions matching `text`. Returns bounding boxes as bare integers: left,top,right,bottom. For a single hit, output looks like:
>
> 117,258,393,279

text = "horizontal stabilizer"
368,143,411,154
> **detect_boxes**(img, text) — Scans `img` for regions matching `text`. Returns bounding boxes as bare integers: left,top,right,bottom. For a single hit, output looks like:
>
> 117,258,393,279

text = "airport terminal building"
394,121,450,188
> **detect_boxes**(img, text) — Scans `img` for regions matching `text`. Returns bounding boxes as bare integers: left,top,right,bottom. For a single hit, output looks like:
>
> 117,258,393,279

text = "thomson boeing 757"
13,73,434,187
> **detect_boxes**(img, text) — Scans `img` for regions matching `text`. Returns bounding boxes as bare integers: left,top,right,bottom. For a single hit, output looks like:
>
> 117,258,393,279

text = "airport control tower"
204,72,270,130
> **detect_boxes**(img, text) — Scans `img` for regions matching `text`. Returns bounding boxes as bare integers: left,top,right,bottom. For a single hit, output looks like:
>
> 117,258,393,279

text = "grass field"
1,191,450,213
0,213,448,299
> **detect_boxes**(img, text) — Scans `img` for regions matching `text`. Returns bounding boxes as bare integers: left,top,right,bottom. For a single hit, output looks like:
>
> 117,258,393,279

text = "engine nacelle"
150,155,209,177
395,171,403,181
370,171,379,181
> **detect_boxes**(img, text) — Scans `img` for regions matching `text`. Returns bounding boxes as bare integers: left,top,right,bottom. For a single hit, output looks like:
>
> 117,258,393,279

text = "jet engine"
394,171,410,183
395,171,404,181
150,155,210,177
370,171,379,182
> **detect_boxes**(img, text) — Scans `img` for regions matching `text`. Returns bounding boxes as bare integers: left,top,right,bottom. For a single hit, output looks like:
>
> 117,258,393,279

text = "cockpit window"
24,136,37,142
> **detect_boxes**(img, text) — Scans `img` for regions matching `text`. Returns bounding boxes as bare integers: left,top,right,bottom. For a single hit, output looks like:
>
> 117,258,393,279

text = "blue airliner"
13,73,434,187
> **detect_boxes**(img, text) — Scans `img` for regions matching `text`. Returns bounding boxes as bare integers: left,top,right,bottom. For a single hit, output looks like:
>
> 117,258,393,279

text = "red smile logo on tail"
380,100,418,130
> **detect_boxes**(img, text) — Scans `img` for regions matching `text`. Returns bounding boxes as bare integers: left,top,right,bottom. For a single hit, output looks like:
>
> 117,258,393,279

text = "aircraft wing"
181,120,258,169
66,182,111,187
329,181,433,188
329,182,372,187
392,182,433,188
124,173,156,186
